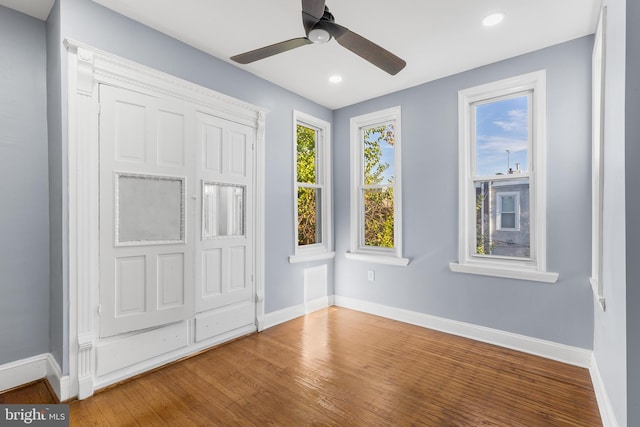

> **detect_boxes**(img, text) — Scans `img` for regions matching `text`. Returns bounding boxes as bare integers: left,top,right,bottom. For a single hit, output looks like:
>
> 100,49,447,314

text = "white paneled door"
194,113,255,342
98,84,256,342
99,84,196,338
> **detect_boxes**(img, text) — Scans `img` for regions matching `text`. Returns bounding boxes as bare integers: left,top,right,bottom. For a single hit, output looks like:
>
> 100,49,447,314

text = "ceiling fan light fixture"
482,12,505,27
308,27,331,44
230,1,406,75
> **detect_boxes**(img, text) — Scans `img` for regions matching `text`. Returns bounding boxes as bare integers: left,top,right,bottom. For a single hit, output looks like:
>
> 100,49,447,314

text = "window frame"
289,110,334,263
450,71,558,282
347,106,409,266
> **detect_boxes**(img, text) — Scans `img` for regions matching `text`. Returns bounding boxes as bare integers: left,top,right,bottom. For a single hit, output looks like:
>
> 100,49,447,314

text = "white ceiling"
0,0,54,21
4,0,600,110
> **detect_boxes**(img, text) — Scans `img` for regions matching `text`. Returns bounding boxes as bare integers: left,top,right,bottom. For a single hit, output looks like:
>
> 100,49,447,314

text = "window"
289,111,334,263
347,106,408,266
497,192,519,231
450,71,558,282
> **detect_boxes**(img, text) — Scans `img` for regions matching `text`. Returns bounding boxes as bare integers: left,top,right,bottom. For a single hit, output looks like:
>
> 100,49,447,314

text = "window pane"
298,187,322,246
203,183,245,238
501,213,516,229
363,122,395,185
363,188,394,248
501,196,515,212
297,124,317,184
475,179,530,258
475,95,529,176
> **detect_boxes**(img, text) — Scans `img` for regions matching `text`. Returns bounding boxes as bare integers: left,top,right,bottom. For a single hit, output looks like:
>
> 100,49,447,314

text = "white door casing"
65,39,266,399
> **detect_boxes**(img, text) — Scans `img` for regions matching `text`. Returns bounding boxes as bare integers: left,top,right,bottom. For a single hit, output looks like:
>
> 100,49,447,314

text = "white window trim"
289,110,335,264
346,106,409,266
496,191,520,231
590,6,607,311
450,71,558,283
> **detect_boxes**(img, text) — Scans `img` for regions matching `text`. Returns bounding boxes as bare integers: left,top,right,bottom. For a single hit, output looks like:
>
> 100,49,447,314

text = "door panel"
157,110,186,167
230,247,246,290
157,253,185,308
203,126,223,173
195,112,255,322
99,85,195,338
115,256,146,316
114,101,147,163
229,131,248,177
202,249,222,297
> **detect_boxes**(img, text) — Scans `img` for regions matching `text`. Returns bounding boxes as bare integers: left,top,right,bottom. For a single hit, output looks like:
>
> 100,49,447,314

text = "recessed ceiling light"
329,75,343,83
482,12,504,27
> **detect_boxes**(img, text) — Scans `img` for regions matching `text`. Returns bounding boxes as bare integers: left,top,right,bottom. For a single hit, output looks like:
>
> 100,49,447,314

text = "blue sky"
380,136,394,182
364,123,395,183
475,95,529,176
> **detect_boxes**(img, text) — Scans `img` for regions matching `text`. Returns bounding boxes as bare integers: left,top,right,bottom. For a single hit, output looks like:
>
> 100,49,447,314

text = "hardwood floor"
1,307,602,426
0,380,57,405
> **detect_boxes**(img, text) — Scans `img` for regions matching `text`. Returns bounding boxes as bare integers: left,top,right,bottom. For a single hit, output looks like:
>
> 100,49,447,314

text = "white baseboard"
0,354,48,393
305,296,331,314
259,296,332,331
589,353,619,427
0,353,69,401
333,296,592,368
45,354,70,402
259,304,306,330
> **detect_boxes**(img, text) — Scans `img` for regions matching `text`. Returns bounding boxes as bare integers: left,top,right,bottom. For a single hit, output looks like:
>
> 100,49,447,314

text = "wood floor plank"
0,380,56,404
1,307,602,426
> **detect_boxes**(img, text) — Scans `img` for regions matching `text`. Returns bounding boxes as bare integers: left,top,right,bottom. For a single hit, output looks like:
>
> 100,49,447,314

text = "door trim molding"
65,39,266,399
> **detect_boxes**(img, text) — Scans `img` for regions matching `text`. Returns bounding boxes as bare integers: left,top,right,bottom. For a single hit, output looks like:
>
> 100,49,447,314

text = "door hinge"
97,304,102,315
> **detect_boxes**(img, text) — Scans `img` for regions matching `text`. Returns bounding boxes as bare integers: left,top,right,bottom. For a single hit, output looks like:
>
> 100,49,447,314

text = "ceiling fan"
230,0,406,75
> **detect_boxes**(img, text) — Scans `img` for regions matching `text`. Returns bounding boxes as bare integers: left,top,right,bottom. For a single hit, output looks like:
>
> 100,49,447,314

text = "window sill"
345,252,410,266
590,277,606,311
288,251,335,264
449,262,558,283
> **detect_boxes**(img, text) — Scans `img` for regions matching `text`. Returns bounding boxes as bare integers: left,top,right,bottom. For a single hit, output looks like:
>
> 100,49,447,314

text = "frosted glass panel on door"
203,183,245,238
116,174,185,245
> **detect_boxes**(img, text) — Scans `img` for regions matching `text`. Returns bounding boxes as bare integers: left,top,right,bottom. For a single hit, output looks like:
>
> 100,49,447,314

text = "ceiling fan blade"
302,0,326,20
324,22,406,75
230,37,312,64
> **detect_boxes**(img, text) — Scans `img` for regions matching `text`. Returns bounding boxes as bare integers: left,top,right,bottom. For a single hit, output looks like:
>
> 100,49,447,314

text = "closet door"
98,84,195,338
194,112,255,341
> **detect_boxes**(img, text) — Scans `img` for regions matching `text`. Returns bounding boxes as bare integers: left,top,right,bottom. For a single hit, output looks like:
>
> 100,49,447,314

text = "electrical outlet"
367,270,375,281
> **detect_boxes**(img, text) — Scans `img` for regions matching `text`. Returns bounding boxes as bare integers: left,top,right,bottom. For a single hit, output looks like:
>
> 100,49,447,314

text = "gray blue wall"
46,0,67,375
592,0,629,425
0,6,50,365
333,37,594,349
